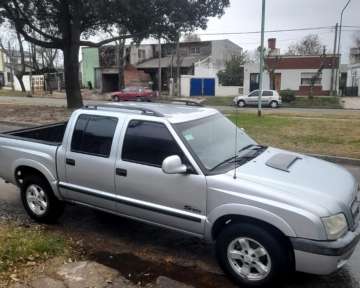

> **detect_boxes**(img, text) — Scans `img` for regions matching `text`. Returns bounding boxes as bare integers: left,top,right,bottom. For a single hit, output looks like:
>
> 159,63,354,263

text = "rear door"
60,114,123,211
262,90,273,105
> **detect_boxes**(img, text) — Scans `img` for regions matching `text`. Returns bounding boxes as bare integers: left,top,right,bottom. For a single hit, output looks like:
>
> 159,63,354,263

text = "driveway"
1,123,360,288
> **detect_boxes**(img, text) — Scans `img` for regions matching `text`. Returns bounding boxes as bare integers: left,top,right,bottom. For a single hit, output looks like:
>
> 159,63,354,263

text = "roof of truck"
83,102,219,124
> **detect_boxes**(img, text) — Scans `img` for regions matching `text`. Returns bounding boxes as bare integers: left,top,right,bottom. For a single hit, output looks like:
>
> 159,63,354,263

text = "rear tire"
113,96,120,102
269,101,278,108
237,100,246,108
216,223,292,288
21,175,64,224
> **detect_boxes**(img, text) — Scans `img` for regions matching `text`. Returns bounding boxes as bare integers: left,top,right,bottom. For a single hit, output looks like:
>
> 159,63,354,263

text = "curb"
309,153,360,167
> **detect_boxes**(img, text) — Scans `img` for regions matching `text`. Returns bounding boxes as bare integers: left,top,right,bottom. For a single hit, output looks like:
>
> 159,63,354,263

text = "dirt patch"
0,105,71,124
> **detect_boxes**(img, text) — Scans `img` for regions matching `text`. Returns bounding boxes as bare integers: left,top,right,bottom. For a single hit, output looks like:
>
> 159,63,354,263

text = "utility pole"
330,23,338,95
8,41,15,91
258,0,266,117
335,0,351,96
158,37,162,97
28,45,33,97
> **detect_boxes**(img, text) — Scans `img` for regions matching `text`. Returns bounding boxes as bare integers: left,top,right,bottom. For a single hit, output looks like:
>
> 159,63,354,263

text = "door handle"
116,168,127,177
66,158,76,166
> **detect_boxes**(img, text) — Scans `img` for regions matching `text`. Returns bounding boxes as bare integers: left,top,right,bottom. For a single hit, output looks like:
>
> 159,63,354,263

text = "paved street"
0,96,360,116
1,122,360,287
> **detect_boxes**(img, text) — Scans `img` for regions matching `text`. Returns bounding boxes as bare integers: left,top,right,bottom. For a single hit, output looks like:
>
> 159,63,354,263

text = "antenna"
233,102,239,179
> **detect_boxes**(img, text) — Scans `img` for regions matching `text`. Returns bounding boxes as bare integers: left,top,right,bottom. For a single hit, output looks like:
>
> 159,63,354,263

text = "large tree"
217,53,249,86
287,34,325,56
1,0,229,108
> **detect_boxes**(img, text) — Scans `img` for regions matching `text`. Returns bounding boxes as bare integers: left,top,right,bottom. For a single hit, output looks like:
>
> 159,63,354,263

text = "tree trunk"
63,44,83,108
15,74,26,92
118,40,125,90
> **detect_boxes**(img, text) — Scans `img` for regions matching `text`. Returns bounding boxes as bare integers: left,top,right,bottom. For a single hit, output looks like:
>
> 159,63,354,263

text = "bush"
280,89,296,103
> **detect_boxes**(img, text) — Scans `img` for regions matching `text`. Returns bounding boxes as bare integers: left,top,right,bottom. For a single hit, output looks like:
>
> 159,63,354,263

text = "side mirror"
162,155,187,174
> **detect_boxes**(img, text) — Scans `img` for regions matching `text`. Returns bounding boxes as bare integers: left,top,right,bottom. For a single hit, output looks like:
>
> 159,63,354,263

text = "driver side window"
249,91,259,97
122,120,188,167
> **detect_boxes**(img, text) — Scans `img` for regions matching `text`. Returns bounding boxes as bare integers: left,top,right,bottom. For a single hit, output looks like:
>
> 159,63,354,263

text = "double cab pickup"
0,103,359,287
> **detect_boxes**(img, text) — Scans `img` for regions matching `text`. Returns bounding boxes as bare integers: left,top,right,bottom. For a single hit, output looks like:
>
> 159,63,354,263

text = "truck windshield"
174,114,257,171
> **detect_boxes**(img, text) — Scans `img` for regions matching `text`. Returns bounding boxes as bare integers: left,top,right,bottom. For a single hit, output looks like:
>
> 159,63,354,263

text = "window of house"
190,47,200,55
122,120,186,167
71,114,118,158
7,72,13,82
301,73,322,86
138,49,146,59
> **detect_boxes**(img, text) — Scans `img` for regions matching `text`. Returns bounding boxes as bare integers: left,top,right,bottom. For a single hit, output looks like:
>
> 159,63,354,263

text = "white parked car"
233,90,282,108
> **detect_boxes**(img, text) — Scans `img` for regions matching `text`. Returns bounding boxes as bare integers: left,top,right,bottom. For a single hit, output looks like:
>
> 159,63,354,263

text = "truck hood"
226,147,357,217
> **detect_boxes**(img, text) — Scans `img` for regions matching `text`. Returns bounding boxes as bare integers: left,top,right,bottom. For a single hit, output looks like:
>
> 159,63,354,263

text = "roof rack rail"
170,98,205,107
83,104,164,117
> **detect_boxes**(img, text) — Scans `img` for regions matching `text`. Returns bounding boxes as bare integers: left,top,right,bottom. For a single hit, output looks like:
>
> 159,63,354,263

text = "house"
346,48,360,96
81,39,243,96
82,44,156,92
244,38,340,96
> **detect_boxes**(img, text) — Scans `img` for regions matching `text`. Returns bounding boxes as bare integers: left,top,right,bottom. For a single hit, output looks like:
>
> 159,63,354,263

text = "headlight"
322,214,348,240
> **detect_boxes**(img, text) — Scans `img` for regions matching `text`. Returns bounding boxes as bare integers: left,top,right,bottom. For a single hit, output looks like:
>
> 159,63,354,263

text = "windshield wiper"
238,144,266,154
210,155,239,172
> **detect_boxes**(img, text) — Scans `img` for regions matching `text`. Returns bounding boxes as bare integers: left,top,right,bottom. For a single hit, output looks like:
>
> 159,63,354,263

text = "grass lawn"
0,225,68,274
0,89,27,97
228,112,360,159
285,96,342,109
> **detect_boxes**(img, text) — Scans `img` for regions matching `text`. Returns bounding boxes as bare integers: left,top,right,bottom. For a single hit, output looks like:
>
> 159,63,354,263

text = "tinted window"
71,115,118,157
262,91,273,96
122,120,186,167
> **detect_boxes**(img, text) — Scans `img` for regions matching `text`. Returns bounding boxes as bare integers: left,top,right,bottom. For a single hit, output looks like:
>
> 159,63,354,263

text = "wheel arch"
13,160,61,199
206,204,297,242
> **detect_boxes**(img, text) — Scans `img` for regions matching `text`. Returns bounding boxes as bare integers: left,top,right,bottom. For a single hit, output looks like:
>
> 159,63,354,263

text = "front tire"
21,175,65,224
216,223,292,287
237,100,246,108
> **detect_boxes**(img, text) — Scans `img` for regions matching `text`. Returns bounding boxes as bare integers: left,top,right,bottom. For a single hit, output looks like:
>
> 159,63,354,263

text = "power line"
198,26,335,36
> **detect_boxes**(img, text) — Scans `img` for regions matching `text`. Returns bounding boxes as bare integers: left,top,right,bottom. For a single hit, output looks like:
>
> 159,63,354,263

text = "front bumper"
291,224,360,275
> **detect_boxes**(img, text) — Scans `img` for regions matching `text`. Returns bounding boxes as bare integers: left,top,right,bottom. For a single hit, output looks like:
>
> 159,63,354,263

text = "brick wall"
266,56,339,70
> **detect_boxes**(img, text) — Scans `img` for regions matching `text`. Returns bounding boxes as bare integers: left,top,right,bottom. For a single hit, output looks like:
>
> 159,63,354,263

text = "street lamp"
258,0,266,117
335,0,351,96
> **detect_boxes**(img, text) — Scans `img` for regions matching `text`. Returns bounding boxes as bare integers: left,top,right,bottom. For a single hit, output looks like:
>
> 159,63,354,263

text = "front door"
61,114,121,211
115,119,206,235
274,73,281,91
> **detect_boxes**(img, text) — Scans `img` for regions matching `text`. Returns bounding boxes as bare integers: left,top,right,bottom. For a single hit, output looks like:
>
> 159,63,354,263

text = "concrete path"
341,97,360,110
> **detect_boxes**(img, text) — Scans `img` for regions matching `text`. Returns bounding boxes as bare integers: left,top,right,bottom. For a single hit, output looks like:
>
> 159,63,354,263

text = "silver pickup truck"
0,103,359,287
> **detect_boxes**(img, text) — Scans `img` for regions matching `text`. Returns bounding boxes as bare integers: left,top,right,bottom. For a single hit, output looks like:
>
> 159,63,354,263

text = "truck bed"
2,122,68,145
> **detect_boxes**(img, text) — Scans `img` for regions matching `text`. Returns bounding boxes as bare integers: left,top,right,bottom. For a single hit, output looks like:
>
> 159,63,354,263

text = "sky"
195,0,360,63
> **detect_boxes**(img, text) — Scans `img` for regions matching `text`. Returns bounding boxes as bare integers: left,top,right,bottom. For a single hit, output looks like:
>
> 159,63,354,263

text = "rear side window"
71,114,118,157
122,120,185,167
262,91,273,96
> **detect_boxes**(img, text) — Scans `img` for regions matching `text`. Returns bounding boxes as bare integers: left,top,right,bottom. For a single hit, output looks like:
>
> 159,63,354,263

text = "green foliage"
279,89,296,103
0,226,67,272
217,54,248,86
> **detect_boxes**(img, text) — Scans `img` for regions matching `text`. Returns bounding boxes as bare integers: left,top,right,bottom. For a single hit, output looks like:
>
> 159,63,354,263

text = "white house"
244,39,339,96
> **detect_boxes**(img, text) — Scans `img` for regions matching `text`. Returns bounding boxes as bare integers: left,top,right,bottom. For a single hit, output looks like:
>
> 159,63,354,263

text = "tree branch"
80,34,135,47
3,3,62,49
